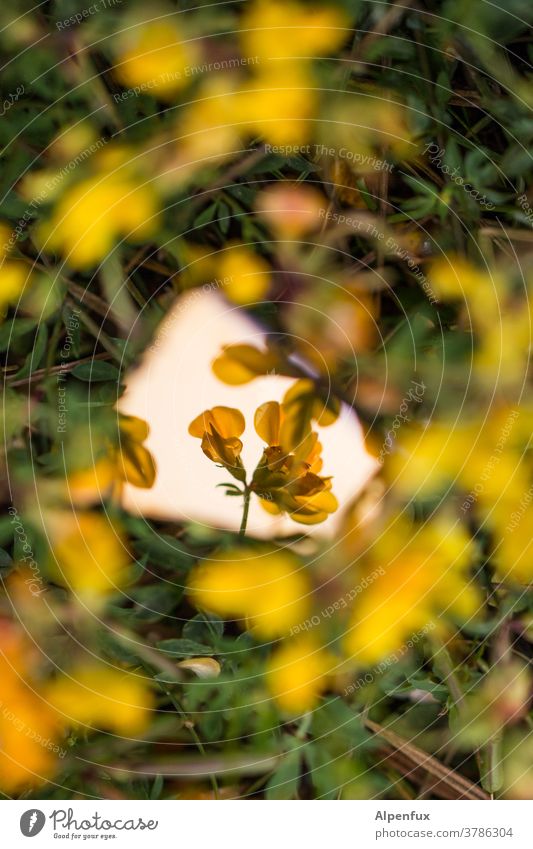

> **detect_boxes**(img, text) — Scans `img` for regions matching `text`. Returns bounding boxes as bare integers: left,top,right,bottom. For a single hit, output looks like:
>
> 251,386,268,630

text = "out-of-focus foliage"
0,0,532,801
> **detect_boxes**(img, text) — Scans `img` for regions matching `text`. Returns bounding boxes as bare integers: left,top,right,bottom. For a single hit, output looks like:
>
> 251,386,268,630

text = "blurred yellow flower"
48,123,100,162
0,258,30,316
188,547,311,638
491,513,533,585
474,300,533,386
386,420,476,499
116,414,157,489
242,68,318,145
344,516,480,665
219,244,271,305
0,220,32,317
428,256,532,386
46,511,132,603
429,255,495,306
388,408,528,516
266,636,333,713
240,0,348,63
37,149,159,268
0,623,62,792
114,20,199,98
178,78,247,161
188,406,246,481
181,242,271,305
46,663,154,735
212,343,283,385
68,414,156,505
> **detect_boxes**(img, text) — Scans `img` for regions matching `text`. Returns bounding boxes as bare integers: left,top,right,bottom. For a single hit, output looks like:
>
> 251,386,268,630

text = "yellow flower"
189,383,338,524
266,637,333,713
240,0,348,64
188,406,246,481
242,67,318,145
490,511,533,585
388,409,526,509
386,409,533,587
66,457,117,506
212,343,284,385
0,221,32,317
0,695,61,792
0,258,30,316
116,414,157,488
427,256,532,385
46,663,154,735
48,123,100,162
179,242,271,305
251,381,338,524
37,148,159,268
429,255,494,304
386,420,476,499
0,624,62,792
114,20,199,98
219,244,271,305
474,300,533,386
68,415,156,505
344,516,480,665
178,78,247,161
188,548,311,638
46,511,132,603
258,378,338,441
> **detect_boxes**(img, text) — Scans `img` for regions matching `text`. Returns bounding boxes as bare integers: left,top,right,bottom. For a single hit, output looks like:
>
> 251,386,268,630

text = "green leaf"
72,361,121,382
13,322,48,379
0,547,14,574
194,204,217,227
157,638,216,657
112,583,183,623
153,670,181,684
133,532,195,571
217,201,232,235
265,752,301,799
0,318,37,352
183,613,224,643
149,774,164,799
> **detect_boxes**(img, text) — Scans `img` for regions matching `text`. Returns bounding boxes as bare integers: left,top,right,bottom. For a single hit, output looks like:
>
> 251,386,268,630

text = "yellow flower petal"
46,664,154,735
188,549,311,638
212,344,280,385
266,637,333,713
188,406,245,440
219,245,271,306
254,401,281,445
114,21,199,98
177,657,221,679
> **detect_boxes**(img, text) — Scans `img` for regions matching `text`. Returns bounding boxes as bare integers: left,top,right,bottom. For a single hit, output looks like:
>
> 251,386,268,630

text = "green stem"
239,486,251,537
479,732,503,797
160,684,220,801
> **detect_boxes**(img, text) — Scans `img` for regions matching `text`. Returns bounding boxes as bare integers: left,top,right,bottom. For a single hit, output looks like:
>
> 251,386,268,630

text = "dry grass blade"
365,719,489,800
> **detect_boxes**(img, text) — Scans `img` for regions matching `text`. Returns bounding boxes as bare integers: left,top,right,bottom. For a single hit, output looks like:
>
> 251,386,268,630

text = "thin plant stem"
239,486,251,537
